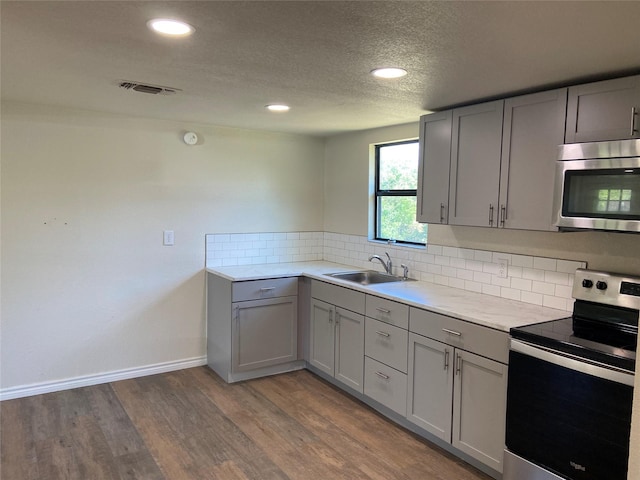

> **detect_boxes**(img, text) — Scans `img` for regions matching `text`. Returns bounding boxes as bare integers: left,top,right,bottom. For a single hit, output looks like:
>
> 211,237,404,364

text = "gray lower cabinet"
232,295,297,372
566,75,640,143
309,281,365,392
407,307,508,474
207,273,299,382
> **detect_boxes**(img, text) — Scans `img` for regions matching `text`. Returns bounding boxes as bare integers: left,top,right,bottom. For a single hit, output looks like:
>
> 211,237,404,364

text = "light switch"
163,230,175,246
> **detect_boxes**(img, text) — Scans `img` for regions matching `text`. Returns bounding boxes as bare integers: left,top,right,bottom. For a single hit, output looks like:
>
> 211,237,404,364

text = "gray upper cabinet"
565,75,640,143
448,100,504,227
417,111,452,224
499,89,567,231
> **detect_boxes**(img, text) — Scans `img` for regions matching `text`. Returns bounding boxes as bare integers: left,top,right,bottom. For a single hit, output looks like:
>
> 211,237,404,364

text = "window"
374,140,427,245
596,188,632,212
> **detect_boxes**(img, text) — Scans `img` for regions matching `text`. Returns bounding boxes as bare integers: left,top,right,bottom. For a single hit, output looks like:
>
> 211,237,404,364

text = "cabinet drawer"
365,317,408,373
364,357,407,416
409,307,509,364
232,277,298,302
365,295,409,329
311,280,365,314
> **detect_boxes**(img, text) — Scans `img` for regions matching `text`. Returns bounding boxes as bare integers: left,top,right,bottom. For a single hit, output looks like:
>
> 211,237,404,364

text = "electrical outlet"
497,259,508,279
163,230,175,246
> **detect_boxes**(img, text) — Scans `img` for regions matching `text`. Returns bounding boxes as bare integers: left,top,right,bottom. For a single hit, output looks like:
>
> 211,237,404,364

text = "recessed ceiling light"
266,104,290,112
147,18,194,37
371,67,408,79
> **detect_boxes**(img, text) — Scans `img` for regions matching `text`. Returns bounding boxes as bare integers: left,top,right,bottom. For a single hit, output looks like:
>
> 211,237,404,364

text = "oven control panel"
574,269,640,310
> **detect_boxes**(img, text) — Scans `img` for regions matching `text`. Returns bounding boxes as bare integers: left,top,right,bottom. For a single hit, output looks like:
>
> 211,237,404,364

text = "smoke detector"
118,81,181,95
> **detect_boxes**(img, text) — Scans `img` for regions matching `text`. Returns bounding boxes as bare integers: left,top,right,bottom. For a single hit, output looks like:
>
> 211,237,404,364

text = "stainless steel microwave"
553,139,640,232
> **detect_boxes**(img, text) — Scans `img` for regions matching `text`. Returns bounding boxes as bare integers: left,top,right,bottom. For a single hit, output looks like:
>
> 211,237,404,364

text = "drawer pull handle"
631,107,638,136
259,287,276,292
375,330,390,338
375,371,390,380
376,307,391,314
442,328,462,337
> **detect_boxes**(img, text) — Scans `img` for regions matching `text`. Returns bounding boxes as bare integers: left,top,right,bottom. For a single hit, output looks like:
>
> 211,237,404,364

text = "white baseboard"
0,356,208,401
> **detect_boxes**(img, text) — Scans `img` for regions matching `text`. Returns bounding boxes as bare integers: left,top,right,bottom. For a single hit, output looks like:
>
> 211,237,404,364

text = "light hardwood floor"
1,367,492,480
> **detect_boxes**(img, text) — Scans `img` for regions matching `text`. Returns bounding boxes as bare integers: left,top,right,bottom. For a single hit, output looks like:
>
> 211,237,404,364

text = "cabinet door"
334,307,365,392
449,101,504,227
566,75,640,143
499,89,567,231
452,350,507,473
406,333,453,442
232,296,298,373
309,298,335,376
417,111,452,224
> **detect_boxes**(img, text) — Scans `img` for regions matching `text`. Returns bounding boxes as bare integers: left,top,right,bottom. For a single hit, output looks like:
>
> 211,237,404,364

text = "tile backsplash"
206,231,585,312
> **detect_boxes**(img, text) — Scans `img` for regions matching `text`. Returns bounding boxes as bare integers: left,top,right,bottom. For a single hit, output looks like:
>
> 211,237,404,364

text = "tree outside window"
375,141,427,245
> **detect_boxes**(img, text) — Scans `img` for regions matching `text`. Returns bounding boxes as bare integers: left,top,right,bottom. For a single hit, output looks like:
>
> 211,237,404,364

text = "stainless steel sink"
325,270,407,285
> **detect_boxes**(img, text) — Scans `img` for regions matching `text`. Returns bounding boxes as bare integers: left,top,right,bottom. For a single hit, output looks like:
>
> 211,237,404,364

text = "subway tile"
533,257,557,272
435,256,450,266
510,277,532,292
556,259,584,274
543,295,568,310
482,284,501,297
450,258,466,269
522,268,545,282
483,263,499,275
457,269,474,281
442,246,460,257
532,281,556,295
508,266,523,278
501,288,521,301
458,248,476,260
473,271,492,284
427,245,443,256
555,284,573,299
491,276,511,288
449,277,465,289
511,254,534,269
433,275,449,286
492,252,512,264
464,281,483,293
466,260,484,272
544,271,570,286
474,250,493,263
441,266,457,278
521,291,543,306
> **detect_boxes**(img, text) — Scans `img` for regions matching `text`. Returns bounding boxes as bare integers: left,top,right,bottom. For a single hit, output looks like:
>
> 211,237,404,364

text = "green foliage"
377,142,427,244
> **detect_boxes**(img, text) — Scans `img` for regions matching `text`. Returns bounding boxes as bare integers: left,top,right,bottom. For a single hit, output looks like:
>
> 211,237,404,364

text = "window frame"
374,139,425,246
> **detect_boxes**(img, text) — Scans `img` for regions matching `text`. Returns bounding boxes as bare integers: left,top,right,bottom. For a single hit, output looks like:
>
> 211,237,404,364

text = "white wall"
0,101,324,392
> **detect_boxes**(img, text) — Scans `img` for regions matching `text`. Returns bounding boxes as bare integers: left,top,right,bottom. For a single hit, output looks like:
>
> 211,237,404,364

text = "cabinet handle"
376,307,391,315
234,305,240,321
632,107,638,136
375,330,390,338
500,204,506,227
489,204,494,226
375,371,390,380
440,203,446,223
456,354,462,376
335,312,340,325
259,287,276,295
442,328,462,337
329,310,333,324
444,348,450,370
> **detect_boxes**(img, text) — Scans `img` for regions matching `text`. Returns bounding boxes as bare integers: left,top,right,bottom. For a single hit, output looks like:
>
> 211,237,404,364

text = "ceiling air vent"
118,81,181,95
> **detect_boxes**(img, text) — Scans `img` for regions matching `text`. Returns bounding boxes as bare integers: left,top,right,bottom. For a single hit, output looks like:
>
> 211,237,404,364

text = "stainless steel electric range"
505,269,638,480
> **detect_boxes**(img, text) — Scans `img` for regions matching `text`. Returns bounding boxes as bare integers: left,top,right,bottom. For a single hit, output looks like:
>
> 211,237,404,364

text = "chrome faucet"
369,252,393,275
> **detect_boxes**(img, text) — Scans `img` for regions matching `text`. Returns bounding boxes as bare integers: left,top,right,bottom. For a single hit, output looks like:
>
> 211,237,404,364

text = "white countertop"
206,261,570,332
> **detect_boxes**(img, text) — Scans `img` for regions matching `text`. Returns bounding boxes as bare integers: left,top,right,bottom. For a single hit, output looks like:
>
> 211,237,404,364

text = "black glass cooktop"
511,317,637,372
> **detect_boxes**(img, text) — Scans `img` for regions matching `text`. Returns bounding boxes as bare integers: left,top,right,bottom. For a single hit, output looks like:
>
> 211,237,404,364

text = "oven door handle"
510,339,635,386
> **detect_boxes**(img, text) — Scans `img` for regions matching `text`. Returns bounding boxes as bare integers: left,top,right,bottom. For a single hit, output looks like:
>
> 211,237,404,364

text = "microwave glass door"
563,169,640,218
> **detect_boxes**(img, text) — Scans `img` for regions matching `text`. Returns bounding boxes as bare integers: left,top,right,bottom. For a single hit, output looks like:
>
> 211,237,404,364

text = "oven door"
505,340,634,480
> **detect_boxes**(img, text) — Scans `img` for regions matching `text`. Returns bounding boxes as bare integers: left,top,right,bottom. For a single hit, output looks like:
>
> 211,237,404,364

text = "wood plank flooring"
1,367,492,480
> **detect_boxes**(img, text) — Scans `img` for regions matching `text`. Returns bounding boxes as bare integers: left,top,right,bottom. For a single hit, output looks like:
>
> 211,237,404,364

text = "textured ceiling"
2,1,640,136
